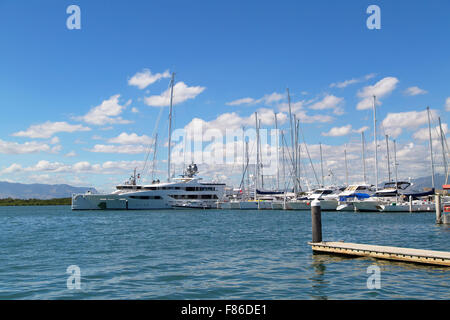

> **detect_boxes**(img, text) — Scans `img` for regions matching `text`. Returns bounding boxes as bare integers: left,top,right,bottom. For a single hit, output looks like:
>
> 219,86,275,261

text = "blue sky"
0,0,449,191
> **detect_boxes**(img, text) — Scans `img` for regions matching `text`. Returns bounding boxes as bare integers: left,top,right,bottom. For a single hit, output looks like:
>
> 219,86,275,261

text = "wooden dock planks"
308,241,450,266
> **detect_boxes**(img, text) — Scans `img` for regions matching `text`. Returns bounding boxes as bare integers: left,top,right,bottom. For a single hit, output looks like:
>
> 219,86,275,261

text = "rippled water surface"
0,206,448,299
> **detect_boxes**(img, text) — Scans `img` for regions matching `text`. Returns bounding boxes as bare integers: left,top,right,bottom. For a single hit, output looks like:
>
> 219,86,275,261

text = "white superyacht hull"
72,178,226,210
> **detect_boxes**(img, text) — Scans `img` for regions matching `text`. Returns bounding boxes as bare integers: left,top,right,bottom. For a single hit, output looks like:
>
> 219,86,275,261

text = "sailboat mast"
255,112,260,198
242,126,245,190
246,140,250,199
151,133,158,180
167,72,175,182
281,130,286,190
393,139,399,200
287,88,296,193
385,135,391,182
438,117,448,181
259,119,264,189
373,95,379,191
274,113,280,190
344,146,349,186
296,119,301,191
319,142,324,187
362,131,367,184
427,106,435,189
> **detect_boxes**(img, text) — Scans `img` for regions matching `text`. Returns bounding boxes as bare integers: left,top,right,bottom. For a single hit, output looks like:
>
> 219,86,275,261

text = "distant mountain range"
0,174,447,200
0,181,97,199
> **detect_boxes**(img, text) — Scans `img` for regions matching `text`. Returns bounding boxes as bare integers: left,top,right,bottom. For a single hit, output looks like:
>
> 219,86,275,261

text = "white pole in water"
167,72,175,182
427,106,436,189
373,95,379,191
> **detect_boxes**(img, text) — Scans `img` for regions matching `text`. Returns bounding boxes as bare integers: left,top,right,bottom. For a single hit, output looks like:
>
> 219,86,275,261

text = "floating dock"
309,241,450,267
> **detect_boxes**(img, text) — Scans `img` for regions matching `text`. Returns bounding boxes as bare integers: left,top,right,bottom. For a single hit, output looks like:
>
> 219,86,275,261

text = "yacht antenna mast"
167,72,175,182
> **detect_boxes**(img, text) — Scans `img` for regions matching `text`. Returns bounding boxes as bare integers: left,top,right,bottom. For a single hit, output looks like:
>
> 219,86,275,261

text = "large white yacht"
72,73,228,210
72,164,226,210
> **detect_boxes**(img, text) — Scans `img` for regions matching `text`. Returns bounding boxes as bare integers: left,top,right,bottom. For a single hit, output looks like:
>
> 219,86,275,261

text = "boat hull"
286,200,310,210
71,194,171,210
353,200,382,212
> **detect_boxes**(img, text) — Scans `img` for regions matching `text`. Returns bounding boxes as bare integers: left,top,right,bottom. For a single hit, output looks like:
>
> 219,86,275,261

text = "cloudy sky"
0,0,449,192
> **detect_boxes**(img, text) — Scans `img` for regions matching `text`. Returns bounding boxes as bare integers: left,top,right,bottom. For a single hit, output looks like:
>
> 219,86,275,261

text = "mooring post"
435,194,442,224
311,199,322,243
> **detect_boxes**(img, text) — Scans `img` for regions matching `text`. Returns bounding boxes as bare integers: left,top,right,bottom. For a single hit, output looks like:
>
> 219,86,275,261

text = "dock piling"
311,199,322,243
435,194,442,224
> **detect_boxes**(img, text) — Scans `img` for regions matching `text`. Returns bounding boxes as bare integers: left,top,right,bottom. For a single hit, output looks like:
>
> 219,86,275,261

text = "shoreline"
0,198,71,206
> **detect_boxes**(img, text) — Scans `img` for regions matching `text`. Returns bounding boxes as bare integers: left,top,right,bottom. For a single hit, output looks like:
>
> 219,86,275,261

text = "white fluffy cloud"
1,160,145,175
88,144,149,154
107,132,153,145
329,73,376,88
322,125,352,137
0,139,59,154
413,123,448,141
226,92,284,107
356,77,399,110
12,121,90,139
182,109,288,142
446,97,450,112
381,109,438,138
144,82,205,107
404,86,428,96
309,95,344,115
128,69,171,89
77,95,132,125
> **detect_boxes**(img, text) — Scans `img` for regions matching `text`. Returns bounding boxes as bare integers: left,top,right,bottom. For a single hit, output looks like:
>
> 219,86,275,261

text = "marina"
3,0,450,304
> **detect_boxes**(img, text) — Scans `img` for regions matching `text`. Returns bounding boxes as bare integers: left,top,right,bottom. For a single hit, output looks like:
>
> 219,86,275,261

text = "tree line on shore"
0,198,71,206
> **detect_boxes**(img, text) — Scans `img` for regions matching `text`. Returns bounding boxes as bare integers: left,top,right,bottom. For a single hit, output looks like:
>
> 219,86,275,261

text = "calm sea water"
0,206,448,300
